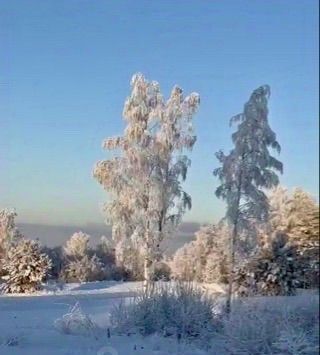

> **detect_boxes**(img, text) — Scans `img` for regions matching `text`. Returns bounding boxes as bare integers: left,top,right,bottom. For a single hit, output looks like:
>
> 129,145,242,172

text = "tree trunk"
143,227,153,289
143,256,153,288
226,222,237,314
226,170,242,314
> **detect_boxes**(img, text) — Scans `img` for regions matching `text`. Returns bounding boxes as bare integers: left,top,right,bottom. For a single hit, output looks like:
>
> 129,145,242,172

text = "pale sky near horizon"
0,0,319,226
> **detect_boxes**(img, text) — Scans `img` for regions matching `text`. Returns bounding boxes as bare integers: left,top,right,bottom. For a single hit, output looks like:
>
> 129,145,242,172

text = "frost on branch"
1,239,52,294
93,73,200,283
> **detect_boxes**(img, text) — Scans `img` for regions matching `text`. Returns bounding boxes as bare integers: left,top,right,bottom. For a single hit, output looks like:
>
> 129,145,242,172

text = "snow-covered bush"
233,232,300,296
213,294,319,355
153,261,171,281
54,302,98,336
272,327,319,355
61,254,105,283
1,239,52,294
110,282,220,347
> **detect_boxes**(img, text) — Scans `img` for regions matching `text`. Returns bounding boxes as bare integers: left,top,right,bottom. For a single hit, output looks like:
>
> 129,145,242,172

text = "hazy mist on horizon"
18,221,201,255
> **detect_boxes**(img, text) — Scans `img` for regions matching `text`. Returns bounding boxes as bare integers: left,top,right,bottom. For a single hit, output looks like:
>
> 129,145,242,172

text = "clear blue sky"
0,0,318,226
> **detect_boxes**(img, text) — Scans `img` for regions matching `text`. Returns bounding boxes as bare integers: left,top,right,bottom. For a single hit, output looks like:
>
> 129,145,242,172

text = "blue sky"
0,0,318,225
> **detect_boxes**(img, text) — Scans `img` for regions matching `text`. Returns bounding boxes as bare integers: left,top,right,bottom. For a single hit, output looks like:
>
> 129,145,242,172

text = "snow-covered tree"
0,209,21,253
93,73,200,285
62,231,105,282
114,238,144,280
61,254,104,283
0,208,22,276
64,231,90,260
41,245,64,280
268,186,292,233
234,232,300,296
268,187,319,287
214,85,282,312
288,188,319,248
171,243,196,281
94,236,115,266
170,224,229,283
1,239,52,294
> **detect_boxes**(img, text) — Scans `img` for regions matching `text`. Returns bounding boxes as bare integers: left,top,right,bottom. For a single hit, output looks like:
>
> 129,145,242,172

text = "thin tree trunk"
226,171,242,314
143,226,153,289
226,222,237,314
143,255,152,288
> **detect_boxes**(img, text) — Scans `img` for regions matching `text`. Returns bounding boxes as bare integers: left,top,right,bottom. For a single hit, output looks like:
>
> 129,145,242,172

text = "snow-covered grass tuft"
54,301,99,338
110,282,221,348
212,293,319,354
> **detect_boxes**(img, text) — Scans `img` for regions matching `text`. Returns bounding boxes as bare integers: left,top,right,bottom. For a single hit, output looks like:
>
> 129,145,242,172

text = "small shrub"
54,302,98,336
153,261,171,281
110,282,220,347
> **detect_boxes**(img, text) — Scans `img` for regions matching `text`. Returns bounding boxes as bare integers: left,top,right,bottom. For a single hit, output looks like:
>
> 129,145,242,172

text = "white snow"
0,281,217,355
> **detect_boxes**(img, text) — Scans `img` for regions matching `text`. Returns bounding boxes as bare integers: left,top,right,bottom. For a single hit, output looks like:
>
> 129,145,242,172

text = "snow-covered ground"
0,281,221,355
1,281,317,355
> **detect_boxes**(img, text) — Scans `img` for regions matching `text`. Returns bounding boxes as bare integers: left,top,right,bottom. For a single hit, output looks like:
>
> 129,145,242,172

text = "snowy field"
0,281,223,355
0,281,318,355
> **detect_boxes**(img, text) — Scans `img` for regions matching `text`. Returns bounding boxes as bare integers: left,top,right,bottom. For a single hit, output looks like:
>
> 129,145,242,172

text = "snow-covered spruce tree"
0,208,22,277
1,239,52,294
213,85,282,312
93,73,199,286
61,232,105,282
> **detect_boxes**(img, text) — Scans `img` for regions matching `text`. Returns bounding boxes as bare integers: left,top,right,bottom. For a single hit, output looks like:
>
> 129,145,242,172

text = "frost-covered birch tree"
93,73,199,285
0,208,22,276
213,85,282,312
